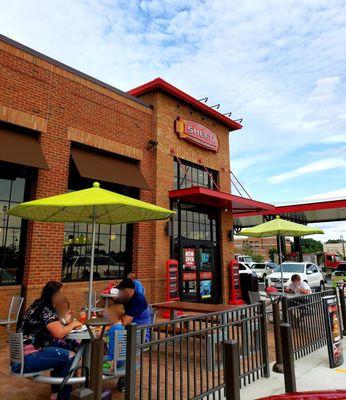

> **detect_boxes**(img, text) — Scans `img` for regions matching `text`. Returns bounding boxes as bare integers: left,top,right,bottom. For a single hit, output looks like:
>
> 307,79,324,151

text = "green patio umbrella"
8,182,174,317
238,216,324,292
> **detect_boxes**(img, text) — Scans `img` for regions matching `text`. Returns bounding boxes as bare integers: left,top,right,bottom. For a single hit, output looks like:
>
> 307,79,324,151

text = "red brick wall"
137,91,235,303
0,36,236,350
0,38,156,346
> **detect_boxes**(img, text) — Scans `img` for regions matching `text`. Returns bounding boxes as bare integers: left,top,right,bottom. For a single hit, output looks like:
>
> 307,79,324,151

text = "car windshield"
274,263,305,273
251,263,265,269
336,264,346,272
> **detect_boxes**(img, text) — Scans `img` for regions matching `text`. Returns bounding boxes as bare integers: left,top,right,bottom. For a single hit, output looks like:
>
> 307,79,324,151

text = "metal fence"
125,302,269,400
281,289,336,360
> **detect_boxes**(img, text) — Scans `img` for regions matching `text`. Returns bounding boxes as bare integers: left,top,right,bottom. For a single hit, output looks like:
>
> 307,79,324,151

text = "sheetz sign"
175,117,219,152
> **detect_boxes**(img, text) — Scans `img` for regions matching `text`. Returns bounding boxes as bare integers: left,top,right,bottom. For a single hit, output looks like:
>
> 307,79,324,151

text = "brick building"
234,237,292,261
0,34,273,341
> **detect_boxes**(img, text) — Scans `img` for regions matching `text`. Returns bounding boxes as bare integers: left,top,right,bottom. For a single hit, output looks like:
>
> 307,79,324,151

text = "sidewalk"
240,340,346,400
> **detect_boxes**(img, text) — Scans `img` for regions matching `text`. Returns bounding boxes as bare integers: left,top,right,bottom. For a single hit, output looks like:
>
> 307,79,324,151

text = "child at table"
54,297,79,352
56,297,73,325
104,303,125,371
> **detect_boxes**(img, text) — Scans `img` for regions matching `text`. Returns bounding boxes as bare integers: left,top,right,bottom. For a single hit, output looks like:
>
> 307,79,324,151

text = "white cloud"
307,221,346,242
267,158,346,184
303,188,346,201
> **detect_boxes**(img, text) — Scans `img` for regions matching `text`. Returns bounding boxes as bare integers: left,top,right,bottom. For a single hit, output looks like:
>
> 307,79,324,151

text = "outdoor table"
99,292,119,308
67,327,92,374
152,300,240,320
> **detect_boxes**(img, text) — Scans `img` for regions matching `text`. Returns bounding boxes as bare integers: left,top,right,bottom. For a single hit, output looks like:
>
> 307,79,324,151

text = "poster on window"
183,248,196,269
323,296,344,368
200,280,212,299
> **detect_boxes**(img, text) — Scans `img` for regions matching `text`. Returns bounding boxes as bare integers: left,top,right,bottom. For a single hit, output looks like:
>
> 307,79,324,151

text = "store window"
173,203,218,242
62,158,135,282
0,163,32,285
173,159,218,190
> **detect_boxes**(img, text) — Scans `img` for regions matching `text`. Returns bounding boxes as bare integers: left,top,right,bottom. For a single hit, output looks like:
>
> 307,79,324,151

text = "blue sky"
0,0,345,240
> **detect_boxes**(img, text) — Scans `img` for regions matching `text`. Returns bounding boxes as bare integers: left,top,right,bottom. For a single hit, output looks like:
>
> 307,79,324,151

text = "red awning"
169,187,275,214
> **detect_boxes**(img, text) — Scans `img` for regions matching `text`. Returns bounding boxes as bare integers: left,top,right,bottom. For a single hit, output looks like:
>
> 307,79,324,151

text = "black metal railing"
281,289,336,359
125,302,269,400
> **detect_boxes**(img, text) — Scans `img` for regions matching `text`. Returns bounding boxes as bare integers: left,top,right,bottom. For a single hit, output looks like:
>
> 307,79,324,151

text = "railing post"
338,285,346,336
280,323,297,393
259,301,270,377
125,323,138,400
281,296,289,323
223,340,240,400
272,301,284,373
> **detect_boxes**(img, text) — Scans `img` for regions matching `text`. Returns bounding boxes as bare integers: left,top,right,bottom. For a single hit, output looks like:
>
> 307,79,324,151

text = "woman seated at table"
14,281,81,400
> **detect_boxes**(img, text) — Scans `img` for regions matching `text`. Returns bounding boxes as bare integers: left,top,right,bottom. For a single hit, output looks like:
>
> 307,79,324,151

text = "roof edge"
0,34,150,110
129,78,243,131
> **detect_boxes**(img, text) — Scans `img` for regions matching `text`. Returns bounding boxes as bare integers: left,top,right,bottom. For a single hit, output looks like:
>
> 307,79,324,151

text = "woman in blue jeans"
14,281,81,400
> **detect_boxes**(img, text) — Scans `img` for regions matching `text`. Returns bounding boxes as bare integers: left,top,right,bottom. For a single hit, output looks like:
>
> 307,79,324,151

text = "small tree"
242,242,264,262
268,247,277,262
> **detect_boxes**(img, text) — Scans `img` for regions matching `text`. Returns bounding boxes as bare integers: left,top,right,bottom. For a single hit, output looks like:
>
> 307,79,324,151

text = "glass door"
180,242,216,303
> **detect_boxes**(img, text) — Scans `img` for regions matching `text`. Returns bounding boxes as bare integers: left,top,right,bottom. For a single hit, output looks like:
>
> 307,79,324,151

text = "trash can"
240,273,259,304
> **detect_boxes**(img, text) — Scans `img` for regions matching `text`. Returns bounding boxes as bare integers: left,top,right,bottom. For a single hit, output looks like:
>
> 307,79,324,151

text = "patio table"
67,328,92,373
152,300,240,320
99,292,119,308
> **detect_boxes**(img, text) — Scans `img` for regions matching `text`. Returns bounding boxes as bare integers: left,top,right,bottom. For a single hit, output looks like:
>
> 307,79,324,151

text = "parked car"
251,262,277,281
268,262,325,291
331,262,346,287
238,261,257,276
235,254,255,267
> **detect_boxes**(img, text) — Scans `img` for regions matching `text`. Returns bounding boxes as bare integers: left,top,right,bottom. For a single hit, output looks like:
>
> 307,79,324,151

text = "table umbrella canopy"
238,216,324,293
7,182,174,224
8,182,174,317
238,215,324,238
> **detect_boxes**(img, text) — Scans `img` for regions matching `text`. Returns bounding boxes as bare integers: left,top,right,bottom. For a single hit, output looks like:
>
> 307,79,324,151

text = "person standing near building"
127,272,145,295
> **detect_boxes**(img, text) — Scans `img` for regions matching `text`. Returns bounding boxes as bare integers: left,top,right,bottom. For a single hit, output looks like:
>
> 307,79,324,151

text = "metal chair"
83,291,103,314
0,296,24,333
248,291,274,323
9,332,52,377
103,329,141,391
148,304,156,324
9,332,85,384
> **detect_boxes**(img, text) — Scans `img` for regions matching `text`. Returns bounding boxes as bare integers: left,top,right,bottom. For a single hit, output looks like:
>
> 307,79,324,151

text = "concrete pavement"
239,340,346,399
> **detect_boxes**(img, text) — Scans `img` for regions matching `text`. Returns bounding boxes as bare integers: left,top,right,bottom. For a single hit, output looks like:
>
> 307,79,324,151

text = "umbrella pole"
278,236,284,293
88,206,96,320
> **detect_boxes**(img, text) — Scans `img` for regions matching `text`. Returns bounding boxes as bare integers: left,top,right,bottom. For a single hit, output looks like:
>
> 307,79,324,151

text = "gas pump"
228,259,245,305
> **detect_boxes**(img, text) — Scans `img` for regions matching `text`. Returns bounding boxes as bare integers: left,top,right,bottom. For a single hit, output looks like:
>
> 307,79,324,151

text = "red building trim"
129,78,243,131
169,186,275,213
233,199,346,218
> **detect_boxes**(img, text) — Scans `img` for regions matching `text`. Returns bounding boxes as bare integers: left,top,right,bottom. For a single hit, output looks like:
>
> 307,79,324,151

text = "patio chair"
248,291,274,323
9,332,85,385
0,296,24,333
9,332,53,378
83,291,103,314
103,329,141,391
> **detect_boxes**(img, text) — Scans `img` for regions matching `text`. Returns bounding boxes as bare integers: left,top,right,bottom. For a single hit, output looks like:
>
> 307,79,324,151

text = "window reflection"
0,174,28,285
174,159,218,190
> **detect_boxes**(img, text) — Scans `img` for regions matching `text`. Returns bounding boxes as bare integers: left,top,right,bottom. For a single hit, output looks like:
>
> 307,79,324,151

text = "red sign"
183,248,196,268
183,272,197,281
175,117,219,152
200,271,213,280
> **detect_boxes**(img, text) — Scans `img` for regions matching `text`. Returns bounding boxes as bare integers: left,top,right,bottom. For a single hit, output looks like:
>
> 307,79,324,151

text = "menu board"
166,259,179,300
323,295,344,368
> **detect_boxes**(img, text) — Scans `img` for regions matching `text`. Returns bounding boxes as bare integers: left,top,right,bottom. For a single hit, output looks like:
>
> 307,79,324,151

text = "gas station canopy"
233,198,346,228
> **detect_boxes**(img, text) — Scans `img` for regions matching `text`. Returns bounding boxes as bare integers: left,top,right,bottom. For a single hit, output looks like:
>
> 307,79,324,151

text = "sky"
0,0,345,241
